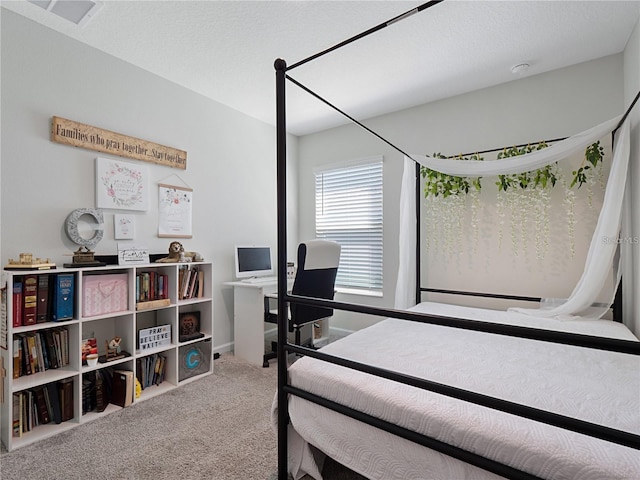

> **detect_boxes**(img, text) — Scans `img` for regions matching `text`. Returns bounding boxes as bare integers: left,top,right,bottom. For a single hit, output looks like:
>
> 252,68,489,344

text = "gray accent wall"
0,9,299,352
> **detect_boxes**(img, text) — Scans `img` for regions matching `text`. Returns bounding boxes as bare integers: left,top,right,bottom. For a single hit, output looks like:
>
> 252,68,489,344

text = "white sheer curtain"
395,156,416,309
395,115,631,319
410,115,620,177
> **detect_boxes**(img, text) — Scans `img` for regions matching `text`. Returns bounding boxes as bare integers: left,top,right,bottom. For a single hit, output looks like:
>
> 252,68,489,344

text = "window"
315,157,383,293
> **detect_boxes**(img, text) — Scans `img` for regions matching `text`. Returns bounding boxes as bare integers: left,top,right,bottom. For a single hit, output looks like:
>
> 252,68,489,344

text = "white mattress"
273,302,640,480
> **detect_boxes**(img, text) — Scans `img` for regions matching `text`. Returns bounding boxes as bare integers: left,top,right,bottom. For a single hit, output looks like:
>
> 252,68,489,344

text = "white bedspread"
273,302,640,480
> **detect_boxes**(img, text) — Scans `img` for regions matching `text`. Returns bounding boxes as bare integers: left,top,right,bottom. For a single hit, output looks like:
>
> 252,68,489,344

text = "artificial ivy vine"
421,141,605,261
420,153,483,198
571,141,605,189
421,141,604,198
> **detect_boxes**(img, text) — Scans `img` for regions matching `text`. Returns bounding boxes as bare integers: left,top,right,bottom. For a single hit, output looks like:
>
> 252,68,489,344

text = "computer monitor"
234,246,274,279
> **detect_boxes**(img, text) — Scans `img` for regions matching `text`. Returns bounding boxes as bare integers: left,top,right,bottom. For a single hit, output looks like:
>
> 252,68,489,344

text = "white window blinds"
315,157,383,292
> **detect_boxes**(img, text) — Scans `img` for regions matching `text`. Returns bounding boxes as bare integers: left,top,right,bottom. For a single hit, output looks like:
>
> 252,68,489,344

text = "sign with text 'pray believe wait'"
139,325,171,351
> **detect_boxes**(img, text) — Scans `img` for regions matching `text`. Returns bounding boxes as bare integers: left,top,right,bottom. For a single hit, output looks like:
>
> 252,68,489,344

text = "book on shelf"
52,273,74,322
23,335,34,375
156,355,166,385
12,393,22,437
46,381,63,424
15,390,35,434
187,269,197,298
44,329,59,369
138,354,167,389
135,272,169,304
51,327,69,367
18,335,30,376
58,377,74,422
178,266,204,300
135,358,143,388
36,274,50,323
95,370,106,413
33,386,51,425
26,333,38,374
42,383,53,422
197,269,204,298
82,372,97,415
141,272,150,302
12,278,23,327
111,369,133,407
136,298,171,311
34,331,47,372
24,391,32,432
179,266,191,299
14,327,69,378
13,338,22,379
22,274,38,325
93,368,113,413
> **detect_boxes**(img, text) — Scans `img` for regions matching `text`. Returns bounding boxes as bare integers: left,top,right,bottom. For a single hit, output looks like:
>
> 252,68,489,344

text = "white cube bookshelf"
0,262,213,451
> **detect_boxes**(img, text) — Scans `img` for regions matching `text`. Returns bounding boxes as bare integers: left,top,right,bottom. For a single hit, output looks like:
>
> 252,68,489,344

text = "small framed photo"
179,311,204,342
114,214,135,240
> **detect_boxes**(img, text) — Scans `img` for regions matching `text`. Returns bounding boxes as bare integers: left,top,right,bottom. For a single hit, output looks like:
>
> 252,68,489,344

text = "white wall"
0,10,299,352
623,16,640,334
298,54,628,332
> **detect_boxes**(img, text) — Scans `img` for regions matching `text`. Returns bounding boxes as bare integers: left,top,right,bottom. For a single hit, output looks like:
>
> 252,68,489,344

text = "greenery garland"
420,153,482,198
421,141,604,198
421,141,605,260
571,141,605,188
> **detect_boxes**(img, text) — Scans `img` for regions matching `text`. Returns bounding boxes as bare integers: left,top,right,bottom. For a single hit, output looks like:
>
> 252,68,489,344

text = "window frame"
314,155,384,296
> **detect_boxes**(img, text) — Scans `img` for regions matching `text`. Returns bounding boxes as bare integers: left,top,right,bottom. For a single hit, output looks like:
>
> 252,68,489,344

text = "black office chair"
263,239,341,367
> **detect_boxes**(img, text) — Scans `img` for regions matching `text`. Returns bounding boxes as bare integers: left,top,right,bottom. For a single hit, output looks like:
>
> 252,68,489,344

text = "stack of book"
135,271,169,303
178,266,204,300
81,368,118,414
136,354,167,389
13,327,70,378
11,273,75,327
12,378,74,437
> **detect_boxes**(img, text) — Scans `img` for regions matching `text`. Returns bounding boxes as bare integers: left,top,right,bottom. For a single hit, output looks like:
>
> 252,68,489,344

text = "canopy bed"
271,2,640,479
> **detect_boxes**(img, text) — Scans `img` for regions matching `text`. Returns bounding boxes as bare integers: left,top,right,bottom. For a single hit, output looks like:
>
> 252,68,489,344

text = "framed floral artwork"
95,157,149,211
158,183,193,238
114,214,135,239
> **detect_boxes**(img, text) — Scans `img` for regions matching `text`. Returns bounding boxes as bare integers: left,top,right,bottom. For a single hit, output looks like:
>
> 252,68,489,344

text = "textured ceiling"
3,0,640,135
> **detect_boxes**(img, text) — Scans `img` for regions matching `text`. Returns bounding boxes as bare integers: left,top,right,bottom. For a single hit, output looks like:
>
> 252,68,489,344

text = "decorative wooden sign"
51,116,187,170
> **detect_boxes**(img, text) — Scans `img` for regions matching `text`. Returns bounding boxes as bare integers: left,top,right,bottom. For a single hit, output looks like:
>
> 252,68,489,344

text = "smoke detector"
27,0,103,27
511,63,530,76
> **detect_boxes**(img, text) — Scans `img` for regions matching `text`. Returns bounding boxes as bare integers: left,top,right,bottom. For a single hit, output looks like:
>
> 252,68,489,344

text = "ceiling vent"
27,0,103,27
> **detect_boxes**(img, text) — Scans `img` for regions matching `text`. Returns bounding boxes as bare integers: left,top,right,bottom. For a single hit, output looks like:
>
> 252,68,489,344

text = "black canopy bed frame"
273,2,640,479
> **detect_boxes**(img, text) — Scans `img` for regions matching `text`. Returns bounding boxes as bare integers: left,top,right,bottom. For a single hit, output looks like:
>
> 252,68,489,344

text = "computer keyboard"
242,276,278,284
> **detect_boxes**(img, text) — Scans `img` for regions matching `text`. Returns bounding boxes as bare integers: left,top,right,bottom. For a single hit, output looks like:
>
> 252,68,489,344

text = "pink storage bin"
82,273,128,317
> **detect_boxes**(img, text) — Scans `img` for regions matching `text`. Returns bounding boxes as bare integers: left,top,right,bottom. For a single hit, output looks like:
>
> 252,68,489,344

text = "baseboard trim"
213,342,233,355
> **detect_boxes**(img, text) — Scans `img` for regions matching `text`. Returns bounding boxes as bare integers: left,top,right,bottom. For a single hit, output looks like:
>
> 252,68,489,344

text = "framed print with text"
96,157,149,211
114,214,135,240
158,183,193,238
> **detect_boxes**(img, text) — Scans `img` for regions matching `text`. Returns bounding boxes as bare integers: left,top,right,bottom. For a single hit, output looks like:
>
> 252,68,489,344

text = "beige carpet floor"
0,352,363,480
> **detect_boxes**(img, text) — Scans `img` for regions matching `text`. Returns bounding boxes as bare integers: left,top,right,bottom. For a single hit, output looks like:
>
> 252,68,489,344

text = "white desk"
225,279,292,366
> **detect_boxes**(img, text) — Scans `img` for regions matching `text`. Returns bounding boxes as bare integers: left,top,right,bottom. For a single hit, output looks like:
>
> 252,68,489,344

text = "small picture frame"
179,311,204,342
114,214,135,240
118,243,150,265
95,157,149,211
